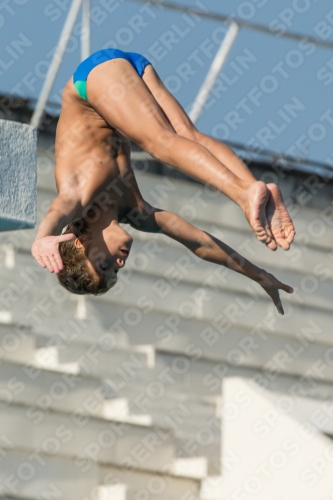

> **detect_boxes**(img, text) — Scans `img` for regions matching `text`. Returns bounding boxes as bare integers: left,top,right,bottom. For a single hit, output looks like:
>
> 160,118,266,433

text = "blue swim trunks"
73,48,151,102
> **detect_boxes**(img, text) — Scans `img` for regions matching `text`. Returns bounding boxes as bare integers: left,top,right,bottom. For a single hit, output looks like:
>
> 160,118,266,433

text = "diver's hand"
256,269,293,315
31,234,75,273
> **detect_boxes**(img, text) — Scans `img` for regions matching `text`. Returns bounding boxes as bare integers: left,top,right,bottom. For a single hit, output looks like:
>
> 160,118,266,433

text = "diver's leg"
86,59,275,247
142,65,295,250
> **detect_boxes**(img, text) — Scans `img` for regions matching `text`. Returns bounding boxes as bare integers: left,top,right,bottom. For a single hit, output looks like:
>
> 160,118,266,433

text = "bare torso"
55,78,144,218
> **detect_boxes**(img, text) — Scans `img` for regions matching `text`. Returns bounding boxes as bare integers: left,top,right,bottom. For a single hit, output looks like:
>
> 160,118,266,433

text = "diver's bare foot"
266,183,295,250
240,181,276,249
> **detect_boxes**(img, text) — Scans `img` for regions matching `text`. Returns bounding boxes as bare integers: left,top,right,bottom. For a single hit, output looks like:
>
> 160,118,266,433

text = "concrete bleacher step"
1,249,333,350
0,355,218,442
1,342,328,494
0,355,218,473
98,464,201,500
1,287,333,385
34,334,153,377
0,327,218,425
5,343,333,489
11,328,332,476
2,353,333,436
3,325,333,410
3,315,333,394
0,449,202,500
2,276,332,379
9,350,332,443
2,221,333,317
0,402,182,474
102,273,333,346
0,449,100,500
99,391,221,471
125,238,333,313
0,323,35,365
0,244,333,358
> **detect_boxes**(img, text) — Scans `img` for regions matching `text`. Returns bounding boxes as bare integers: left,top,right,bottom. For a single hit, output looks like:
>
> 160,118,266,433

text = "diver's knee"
144,129,178,162
193,130,210,146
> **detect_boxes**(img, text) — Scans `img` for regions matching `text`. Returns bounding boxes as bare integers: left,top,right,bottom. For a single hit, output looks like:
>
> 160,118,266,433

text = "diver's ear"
74,234,90,249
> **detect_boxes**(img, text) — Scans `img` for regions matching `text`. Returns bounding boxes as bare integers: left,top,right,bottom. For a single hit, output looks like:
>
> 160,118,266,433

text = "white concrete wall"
201,377,333,500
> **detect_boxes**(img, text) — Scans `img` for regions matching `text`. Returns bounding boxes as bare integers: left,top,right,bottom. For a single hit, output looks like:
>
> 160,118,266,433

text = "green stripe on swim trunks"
74,80,88,101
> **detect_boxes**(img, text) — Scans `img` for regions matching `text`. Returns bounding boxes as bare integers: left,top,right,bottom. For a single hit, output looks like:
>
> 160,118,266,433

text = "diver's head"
57,218,133,295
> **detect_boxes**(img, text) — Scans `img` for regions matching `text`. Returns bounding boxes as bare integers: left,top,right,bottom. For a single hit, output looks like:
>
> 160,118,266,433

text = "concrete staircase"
0,139,332,499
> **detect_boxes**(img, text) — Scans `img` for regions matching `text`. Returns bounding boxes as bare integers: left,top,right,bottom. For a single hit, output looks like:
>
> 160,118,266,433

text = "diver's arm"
135,203,293,314
35,193,80,240
32,194,80,273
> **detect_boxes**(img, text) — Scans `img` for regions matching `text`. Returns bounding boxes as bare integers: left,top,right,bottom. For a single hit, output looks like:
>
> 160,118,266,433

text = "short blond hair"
57,221,117,295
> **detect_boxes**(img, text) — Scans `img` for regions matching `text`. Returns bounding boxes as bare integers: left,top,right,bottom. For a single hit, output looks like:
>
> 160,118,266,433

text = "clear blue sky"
1,0,332,167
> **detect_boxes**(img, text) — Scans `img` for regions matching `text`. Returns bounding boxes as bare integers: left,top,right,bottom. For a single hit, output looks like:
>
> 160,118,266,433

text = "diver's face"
83,224,133,278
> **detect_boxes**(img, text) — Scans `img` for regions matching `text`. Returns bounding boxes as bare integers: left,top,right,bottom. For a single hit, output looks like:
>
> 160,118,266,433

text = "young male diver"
32,49,294,313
